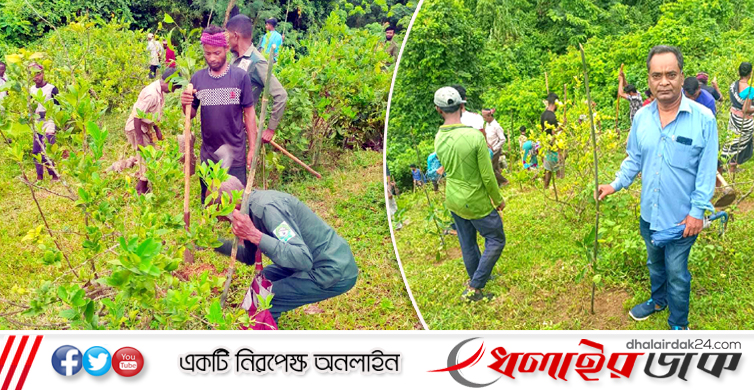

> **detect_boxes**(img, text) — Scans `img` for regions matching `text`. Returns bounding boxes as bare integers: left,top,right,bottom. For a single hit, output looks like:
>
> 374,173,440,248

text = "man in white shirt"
482,108,508,186
147,33,162,79
452,85,485,131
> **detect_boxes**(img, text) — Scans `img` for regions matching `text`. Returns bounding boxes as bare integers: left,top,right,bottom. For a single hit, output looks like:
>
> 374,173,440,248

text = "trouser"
149,65,158,78
491,149,507,186
639,218,697,328
262,265,357,321
214,240,356,321
32,132,57,179
126,128,155,181
200,163,247,205
432,179,439,192
451,209,506,289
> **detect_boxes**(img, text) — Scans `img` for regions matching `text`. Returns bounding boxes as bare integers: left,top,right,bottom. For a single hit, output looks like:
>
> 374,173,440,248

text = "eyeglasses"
650,71,680,81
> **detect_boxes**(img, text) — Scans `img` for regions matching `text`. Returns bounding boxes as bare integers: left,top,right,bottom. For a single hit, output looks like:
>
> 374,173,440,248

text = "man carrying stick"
211,176,358,323
180,25,257,205
226,15,288,145
618,68,644,125
597,46,717,330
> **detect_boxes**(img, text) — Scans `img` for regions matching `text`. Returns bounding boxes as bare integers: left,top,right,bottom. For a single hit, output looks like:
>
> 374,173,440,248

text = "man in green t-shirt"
433,86,506,302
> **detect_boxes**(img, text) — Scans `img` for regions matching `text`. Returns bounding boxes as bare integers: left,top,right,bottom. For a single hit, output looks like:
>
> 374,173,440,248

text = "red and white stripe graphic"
0,336,43,390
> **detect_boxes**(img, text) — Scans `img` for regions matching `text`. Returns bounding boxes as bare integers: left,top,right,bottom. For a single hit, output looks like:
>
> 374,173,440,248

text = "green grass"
395,162,754,330
0,111,419,330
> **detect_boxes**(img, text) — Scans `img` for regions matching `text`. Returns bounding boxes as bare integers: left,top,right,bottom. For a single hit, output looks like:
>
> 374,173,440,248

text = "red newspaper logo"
431,338,741,386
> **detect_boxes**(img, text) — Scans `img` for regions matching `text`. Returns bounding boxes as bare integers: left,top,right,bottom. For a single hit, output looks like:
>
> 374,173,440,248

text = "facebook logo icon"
51,346,82,376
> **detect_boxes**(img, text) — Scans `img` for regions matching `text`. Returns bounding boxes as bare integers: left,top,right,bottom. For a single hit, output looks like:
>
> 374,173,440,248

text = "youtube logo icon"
111,347,144,377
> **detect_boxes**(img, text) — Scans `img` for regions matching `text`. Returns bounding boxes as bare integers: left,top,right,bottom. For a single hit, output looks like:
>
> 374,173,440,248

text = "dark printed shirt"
628,94,643,123
191,65,254,167
540,110,558,135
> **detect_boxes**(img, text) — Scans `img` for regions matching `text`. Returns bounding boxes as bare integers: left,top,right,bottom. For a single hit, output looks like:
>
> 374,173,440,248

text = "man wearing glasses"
596,46,718,330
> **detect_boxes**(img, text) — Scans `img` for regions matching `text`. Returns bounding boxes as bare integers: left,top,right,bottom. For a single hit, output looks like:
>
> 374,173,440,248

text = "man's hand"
496,200,506,211
596,184,615,201
262,129,275,144
154,125,163,141
231,210,263,244
247,149,254,170
712,76,718,89
680,215,703,237
180,88,195,107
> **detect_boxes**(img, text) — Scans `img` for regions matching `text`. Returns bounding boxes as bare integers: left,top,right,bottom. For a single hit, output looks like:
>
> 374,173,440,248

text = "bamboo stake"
219,45,277,308
270,141,322,178
281,0,292,40
580,43,600,315
545,71,550,94
262,145,267,190
563,83,568,125
615,63,624,136
182,84,195,263
223,0,237,26
507,111,513,173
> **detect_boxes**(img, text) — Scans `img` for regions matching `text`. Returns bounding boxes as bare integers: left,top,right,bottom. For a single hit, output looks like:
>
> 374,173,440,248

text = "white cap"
434,87,466,109
147,33,154,39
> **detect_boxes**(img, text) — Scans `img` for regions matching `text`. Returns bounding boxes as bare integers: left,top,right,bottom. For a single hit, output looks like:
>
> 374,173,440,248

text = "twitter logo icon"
83,347,111,376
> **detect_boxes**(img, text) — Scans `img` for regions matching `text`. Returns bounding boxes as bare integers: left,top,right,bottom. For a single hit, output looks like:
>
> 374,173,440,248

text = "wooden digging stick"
183,83,195,263
270,141,322,179
545,71,550,94
219,45,278,308
563,83,568,125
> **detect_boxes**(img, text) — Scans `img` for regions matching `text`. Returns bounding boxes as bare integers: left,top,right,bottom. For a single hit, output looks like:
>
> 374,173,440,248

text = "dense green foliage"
389,0,754,329
0,0,415,54
274,12,392,167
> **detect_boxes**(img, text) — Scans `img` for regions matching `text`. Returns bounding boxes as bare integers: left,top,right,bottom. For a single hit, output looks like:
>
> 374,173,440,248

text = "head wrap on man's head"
29,63,44,72
696,72,709,83
200,32,228,47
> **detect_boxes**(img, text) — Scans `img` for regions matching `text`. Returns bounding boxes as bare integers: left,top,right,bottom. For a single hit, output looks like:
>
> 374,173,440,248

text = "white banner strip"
3,331,752,389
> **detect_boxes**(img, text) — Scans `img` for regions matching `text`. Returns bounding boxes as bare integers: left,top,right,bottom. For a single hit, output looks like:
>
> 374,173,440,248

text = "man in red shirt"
163,40,176,68
643,89,654,106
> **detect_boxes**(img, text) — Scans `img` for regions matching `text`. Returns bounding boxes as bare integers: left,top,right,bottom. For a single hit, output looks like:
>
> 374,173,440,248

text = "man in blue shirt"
259,18,283,60
597,46,718,330
410,164,425,190
683,76,717,116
